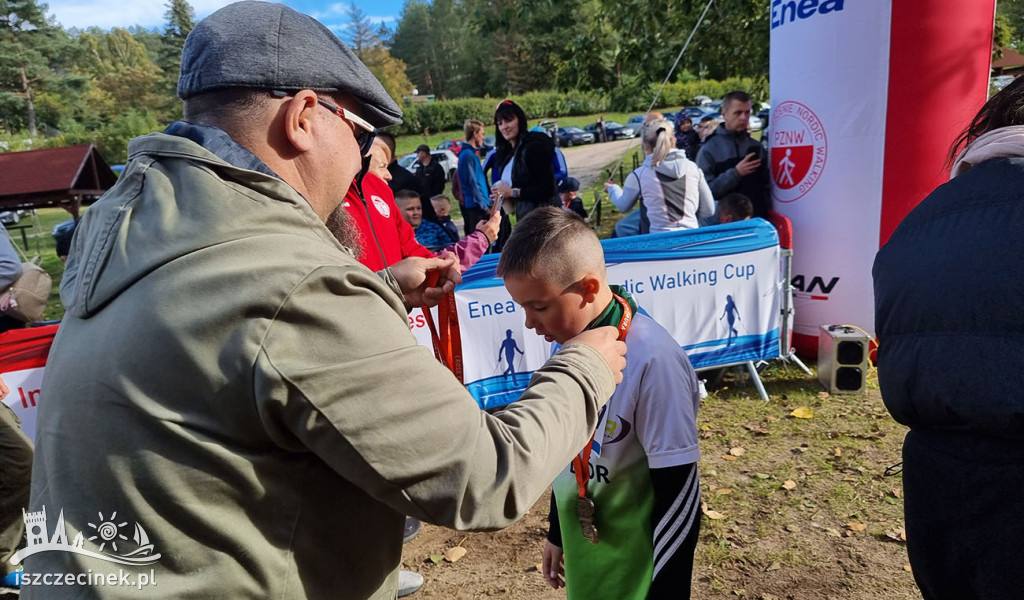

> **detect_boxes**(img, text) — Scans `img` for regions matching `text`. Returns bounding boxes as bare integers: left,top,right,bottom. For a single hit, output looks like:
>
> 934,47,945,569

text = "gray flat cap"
177,1,402,128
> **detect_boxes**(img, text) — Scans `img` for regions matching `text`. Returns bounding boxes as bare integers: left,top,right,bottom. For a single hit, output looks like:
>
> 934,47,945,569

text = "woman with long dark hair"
873,75,1024,600
490,100,558,223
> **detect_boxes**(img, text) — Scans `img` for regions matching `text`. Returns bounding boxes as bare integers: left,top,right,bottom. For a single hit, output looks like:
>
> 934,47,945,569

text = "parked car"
583,121,636,140
748,114,764,131
625,115,646,130
757,107,770,130
0,210,27,226
398,149,459,180
554,126,595,147
436,140,464,155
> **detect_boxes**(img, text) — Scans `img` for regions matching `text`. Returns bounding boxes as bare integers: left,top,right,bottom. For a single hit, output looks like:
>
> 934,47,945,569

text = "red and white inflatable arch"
768,0,996,356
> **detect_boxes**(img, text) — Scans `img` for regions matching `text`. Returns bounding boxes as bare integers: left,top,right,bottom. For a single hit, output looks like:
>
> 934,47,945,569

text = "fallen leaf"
761,595,779,600
825,528,842,538
429,554,444,564
818,391,830,399
904,563,913,572
782,480,797,490
729,447,746,457
790,406,814,419
847,521,867,532
892,487,902,498
715,488,733,495
753,473,770,480
885,529,907,542
700,430,715,439
533,563,543,572
745,425,770,435
444,546,468,563
722,454,738,461
765,562,781,572
766,416,779,422
705,510,727,520
784,524,800,533
833,446,842,457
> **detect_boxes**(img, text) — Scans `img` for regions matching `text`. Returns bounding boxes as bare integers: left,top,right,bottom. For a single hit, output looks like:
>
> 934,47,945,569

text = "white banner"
448,221,783,408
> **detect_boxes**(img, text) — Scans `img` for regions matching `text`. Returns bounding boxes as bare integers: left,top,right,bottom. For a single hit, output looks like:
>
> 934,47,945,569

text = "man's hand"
476,206,502,244
735,152,761,177
565,326,627,384
541,541,565,590
389,255,462,308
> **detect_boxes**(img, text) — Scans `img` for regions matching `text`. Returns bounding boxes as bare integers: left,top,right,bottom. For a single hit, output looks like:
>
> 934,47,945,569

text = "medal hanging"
571,293,633,545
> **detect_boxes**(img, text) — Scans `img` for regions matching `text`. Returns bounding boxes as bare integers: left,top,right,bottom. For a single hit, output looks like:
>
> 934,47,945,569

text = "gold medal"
577,496,599,544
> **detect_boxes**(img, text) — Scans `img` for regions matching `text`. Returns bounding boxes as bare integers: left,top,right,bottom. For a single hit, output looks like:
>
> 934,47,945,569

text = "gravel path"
561,138,640,188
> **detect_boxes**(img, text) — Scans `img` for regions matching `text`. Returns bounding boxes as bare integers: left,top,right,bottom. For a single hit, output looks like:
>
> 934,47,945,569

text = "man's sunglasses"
271,90,376,155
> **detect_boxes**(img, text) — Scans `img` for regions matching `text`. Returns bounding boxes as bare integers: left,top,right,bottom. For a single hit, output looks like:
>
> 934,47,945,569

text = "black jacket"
413,158,446,199
498,131,558,221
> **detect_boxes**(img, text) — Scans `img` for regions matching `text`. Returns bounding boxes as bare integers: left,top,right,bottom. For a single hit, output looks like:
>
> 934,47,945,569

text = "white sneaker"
397,570,423,597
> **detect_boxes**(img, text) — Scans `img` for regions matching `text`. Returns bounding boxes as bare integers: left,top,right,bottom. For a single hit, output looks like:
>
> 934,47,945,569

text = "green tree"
0,0,72,136
157,0,194,120
996,0,1024,52
346,3,413,103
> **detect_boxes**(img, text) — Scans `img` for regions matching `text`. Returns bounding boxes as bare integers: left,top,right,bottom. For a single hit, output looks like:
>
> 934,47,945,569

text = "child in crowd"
430,195,461,243
557,177,588,220
395,190,457,252
496,207,702,600
717,192,754,224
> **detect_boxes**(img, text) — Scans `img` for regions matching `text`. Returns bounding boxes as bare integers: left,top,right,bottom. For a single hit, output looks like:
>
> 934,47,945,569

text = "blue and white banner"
440,220,782,409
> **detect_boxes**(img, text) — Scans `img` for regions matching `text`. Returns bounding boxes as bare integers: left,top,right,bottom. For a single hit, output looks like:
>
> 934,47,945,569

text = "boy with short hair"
496,207,702,600
717,192,754,224
395,190,456,252
430,195,461,243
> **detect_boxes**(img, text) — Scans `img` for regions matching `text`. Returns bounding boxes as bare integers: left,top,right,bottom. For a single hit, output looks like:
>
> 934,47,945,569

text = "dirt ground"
402,367,921,600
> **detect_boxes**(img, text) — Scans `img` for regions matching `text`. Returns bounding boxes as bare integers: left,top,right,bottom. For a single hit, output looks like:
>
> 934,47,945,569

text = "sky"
44,0,404,39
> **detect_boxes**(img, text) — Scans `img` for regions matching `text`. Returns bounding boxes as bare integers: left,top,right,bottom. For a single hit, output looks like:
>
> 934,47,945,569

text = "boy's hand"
566,326,627,384
541,541,565,590
476,207,502,244
389,255,462,308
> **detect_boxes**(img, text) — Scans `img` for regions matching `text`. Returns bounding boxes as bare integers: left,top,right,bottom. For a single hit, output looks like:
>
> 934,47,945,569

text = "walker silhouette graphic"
10,506,161,566
719,294,742,347
497,329,525,379
776,148,796,186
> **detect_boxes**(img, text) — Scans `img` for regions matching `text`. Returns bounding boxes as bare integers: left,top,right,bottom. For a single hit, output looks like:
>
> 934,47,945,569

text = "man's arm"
254,267,624,530
458,151,489,209
696,145,739,198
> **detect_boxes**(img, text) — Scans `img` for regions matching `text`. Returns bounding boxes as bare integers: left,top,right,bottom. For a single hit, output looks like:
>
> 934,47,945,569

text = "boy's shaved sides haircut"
395,189,420,205
497,207,605,288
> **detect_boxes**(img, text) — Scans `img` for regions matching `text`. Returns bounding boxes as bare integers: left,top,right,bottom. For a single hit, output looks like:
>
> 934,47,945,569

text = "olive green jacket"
24,132,615,599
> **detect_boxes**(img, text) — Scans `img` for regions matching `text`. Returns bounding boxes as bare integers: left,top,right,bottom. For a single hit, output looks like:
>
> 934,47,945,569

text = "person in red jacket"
342,138,499,273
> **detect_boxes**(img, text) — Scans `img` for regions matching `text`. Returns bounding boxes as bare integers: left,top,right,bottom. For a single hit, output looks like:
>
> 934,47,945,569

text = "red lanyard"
572,294,632,498
423,292,464,383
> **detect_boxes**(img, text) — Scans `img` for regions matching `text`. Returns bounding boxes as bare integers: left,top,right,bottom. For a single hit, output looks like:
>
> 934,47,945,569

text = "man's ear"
580,275,602,305
282,90,319,152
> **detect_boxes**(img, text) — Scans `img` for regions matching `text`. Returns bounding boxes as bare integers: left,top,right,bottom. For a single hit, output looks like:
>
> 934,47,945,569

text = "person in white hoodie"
604,118,714,234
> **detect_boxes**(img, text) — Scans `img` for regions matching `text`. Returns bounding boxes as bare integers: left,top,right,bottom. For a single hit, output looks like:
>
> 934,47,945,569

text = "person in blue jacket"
873,75,1024,600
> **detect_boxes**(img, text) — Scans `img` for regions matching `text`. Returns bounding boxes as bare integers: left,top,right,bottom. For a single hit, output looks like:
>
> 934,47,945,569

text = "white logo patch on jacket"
371,195,391,218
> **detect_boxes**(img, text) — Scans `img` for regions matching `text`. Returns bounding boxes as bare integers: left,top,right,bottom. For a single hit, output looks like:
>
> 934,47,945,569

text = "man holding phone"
696,91,772,221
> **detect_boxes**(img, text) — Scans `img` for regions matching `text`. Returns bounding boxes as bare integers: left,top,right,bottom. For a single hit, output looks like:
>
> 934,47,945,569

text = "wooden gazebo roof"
0,144,117,216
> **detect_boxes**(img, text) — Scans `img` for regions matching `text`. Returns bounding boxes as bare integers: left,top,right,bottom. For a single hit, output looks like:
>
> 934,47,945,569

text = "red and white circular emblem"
371,195,391,218
770,101,828,203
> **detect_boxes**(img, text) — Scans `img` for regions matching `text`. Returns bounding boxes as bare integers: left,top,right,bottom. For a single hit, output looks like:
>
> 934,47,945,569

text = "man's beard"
325,204,363,256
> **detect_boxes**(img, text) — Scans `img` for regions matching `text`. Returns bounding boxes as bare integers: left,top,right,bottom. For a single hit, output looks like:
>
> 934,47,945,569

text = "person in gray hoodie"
696,91,771,222
604,118,714,234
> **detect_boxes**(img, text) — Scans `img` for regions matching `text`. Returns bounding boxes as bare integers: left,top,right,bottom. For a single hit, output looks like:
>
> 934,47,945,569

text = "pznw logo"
10,506,161,567
771,101,827,203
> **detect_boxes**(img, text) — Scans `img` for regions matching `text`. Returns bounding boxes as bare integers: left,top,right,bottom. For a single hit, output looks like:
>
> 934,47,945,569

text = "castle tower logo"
10,506,161,567
770,100,828,203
